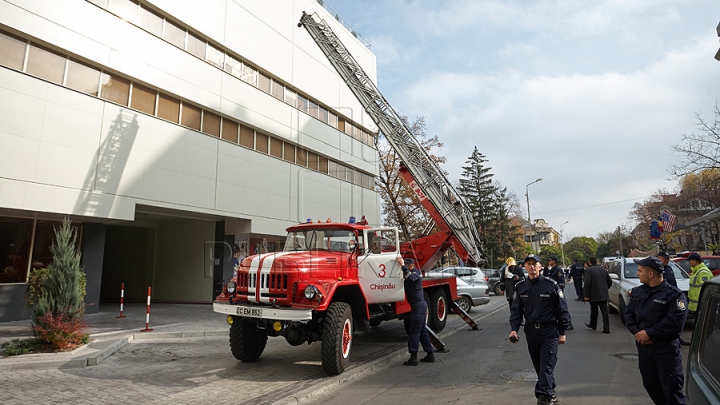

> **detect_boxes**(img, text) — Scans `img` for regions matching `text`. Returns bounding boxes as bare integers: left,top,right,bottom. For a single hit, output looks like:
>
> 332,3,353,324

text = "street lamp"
559,221,569,268
525,178,542,254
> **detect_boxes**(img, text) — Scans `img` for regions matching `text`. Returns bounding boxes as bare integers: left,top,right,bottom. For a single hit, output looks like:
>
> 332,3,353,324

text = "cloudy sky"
323,0,720,240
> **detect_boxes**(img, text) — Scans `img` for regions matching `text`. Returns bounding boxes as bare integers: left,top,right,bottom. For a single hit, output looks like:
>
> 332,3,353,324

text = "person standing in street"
583,257,612,333
656,251,677,287
397,257,434,366
687,252,713,319
509,254,571,405
624,256,688,405
543,256,566,290
503,257,525,314
568,259,584,301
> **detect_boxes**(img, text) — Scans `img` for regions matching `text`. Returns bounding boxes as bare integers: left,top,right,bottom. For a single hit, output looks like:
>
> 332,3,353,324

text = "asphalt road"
314,296,693,405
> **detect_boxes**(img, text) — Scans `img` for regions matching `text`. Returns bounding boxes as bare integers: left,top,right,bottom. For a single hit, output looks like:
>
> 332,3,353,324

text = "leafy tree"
539,246,562,264
563,236,598,260
376,116,447,242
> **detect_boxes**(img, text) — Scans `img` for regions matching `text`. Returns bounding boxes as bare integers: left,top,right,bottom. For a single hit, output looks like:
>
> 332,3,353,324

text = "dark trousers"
589,301,609,332
407,300,432,354
525,325,559,397
573,277,583,299
637,340,686,405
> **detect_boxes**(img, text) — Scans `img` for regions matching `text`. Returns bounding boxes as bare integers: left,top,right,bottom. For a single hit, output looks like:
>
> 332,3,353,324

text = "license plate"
236,307,263,317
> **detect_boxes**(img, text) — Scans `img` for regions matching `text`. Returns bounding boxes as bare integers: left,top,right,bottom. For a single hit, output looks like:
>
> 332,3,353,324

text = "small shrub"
25,267,51,308
33,312,89,351
1,338,46,357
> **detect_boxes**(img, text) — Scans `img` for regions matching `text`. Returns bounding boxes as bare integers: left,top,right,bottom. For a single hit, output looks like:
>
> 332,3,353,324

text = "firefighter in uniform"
509,254,571,405
624,256,688,405
397,257,434,366
568,259,585,301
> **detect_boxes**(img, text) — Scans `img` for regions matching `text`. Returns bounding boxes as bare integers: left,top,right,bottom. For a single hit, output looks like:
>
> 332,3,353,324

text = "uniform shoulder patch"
545,277,558,285
558,289,564,299
677,300,686,311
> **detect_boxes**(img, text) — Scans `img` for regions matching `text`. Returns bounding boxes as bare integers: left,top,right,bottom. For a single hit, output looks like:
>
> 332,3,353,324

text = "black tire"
619,296,626,319
229,317,267,362
494,283,503,296
321,302,353,375
426,288,448,332
456,296,472,312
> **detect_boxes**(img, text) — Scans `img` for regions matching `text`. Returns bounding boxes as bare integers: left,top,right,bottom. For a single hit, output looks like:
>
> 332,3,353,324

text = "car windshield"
283,229,357,252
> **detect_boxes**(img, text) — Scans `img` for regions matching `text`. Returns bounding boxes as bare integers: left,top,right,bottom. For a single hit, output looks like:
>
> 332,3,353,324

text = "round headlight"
226,281,236,293
304,285,317,299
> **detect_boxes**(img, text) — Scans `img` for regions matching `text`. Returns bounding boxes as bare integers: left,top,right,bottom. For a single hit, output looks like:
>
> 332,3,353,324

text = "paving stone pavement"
0,298,507,405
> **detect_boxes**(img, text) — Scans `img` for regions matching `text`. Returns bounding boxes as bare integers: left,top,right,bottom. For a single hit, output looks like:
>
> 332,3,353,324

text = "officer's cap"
404,258,415,265
657,251,670,258
687,252,702,262
549,256,558,262
633,256,664,273
524,254,540,263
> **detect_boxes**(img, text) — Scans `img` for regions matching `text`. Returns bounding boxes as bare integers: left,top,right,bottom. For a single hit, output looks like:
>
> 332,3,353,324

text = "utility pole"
617,226,623,257
525,178,542,254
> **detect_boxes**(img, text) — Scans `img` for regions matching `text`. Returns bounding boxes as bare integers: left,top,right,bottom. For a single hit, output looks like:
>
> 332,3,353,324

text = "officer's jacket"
569,264,584,279
510,275,571,334
402,265,424,304
624,281,688,344
544,265,565,289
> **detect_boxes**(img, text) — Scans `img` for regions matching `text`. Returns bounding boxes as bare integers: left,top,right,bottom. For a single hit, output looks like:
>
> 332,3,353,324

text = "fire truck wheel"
229,317,268,362
427,289,448,332
321,302,353,375
456,296,472,313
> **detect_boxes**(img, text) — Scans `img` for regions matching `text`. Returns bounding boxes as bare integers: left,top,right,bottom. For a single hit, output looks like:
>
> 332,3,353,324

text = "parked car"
671,253,720,277
607,257,689,317
686,275,720,404
439,266,503,295
454,277,490,312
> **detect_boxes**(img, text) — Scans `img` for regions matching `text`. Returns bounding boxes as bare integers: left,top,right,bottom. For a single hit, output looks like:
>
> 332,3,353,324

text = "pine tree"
34,217,86,324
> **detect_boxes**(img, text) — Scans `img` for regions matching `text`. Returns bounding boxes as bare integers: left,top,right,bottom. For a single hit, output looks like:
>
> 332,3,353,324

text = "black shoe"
602,330,610,334
403,353,418,366
420,352,435,363
537,394,551,405
585,322,596,330
566,324,574,330
574,298,582,301
679,338,690,346
550,394,559,404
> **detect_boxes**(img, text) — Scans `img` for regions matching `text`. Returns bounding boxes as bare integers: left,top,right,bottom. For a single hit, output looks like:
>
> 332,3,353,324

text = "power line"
540,196,647,215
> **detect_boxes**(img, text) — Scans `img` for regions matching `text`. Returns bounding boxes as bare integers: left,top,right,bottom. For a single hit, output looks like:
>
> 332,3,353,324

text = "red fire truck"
213,12,486,375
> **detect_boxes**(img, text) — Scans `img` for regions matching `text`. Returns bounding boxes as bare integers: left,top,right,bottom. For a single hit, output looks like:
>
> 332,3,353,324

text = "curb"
0,330,228,372
272,300,507,405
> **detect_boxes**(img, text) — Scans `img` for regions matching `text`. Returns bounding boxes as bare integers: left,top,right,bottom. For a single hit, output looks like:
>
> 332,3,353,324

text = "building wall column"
80,223,107,314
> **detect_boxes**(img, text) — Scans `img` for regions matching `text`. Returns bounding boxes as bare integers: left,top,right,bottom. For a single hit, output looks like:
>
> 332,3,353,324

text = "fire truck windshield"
284,229,358,252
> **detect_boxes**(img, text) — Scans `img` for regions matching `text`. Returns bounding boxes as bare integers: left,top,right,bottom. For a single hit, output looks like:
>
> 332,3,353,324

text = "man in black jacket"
583,257,612,333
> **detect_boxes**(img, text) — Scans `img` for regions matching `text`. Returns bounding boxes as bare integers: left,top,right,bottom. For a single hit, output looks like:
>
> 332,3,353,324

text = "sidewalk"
0,303,228,372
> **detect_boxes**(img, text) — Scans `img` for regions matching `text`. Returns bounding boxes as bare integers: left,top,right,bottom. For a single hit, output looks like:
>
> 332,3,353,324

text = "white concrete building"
0,0,380,321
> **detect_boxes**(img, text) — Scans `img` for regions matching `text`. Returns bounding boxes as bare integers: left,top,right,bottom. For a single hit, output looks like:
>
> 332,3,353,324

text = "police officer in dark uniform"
398,257,434,366
624,256,688,405
509,254,571,405
568,259,585,301
656,251,677,287
543,256,566,290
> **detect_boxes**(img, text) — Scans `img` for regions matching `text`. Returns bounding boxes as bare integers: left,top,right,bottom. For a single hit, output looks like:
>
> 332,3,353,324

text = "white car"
607,257,689,316
454,277,490,312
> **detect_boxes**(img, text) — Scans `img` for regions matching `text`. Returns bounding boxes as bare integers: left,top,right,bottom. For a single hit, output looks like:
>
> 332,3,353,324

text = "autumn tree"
376,116,446,241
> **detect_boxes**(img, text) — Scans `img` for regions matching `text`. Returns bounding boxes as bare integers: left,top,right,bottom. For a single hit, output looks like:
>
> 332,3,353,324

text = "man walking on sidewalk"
583,257,612,333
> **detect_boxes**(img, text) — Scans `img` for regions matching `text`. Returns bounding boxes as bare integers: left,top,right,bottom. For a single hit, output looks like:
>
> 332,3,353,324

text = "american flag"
661,210,677,233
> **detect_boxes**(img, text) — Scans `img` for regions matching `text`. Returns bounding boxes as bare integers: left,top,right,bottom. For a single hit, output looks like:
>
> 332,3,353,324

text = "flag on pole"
661,210,677,233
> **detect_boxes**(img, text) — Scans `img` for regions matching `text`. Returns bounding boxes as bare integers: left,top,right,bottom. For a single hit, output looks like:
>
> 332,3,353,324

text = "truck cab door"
359,228,405,304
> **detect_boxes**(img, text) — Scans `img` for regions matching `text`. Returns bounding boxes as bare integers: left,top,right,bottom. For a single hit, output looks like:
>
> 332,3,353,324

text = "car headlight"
226,281,236,293
304,285,319,299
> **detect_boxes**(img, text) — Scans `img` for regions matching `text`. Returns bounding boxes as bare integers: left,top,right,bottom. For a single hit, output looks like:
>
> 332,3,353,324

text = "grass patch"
1,338,49,357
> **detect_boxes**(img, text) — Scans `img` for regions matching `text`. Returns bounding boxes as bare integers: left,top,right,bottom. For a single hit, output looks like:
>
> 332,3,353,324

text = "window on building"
130,83,156,115
336,164,346,181
239,125,254,148
308,101,319,119
205,43,224,69
297,95,309,113
108,0,138,22
337,118,345,133
328,160,338,178
137,5,163,37
100,73,130,106
163,20,185,49
258,72,271,93
319,157,328,174
0,217,34,284
181,102,201,130
203,112,222,138
218,117,236,141
283,143,295,163
271,79,283,100
284,87,297,107
319,107,328,124
328,112,338,128
187,32,206,60
157,93,180,123
255,133,268,154
26,44,65,85
224,55,242,76
239,63,256,86
297,148,307,167
66,60,100,96
346,168,355,185
308,152,318,171
270,138,283,159
0,30,26,70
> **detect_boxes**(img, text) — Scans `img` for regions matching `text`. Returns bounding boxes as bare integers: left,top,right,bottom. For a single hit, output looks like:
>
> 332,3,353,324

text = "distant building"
520,218,560,254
